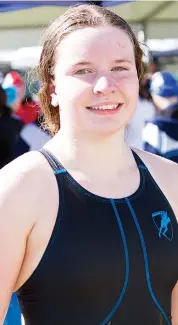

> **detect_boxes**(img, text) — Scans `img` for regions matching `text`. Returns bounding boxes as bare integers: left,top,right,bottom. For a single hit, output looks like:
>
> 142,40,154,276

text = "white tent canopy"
0,5,68,29
0,1,177,49
108,1,178,40
109,1,178,24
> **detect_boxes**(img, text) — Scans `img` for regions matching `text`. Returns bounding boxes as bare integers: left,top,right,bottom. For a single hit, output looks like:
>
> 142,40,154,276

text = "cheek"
57,77,91,106
118,75,139,99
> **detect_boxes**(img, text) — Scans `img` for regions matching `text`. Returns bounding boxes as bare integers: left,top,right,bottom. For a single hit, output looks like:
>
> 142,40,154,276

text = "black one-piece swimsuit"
17,149,178,325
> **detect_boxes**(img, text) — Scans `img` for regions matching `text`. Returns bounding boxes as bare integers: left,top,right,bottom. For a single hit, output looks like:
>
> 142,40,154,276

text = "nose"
93,76,117,95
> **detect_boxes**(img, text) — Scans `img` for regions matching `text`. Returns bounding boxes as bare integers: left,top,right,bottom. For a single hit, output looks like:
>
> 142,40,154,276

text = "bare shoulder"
133,147,178,179
133,148,178,219
0,150,57,226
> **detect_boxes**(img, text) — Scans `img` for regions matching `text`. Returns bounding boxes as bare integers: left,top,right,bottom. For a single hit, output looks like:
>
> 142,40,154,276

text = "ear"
49,78,59,107
51,93,59,107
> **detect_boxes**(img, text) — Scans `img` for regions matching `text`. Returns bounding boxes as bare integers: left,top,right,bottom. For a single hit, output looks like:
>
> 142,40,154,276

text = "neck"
48,128,133,178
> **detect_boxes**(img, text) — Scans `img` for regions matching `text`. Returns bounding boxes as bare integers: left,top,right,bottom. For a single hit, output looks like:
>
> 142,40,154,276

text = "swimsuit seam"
99,200,129,325
63,167,146,203
125,197,171,325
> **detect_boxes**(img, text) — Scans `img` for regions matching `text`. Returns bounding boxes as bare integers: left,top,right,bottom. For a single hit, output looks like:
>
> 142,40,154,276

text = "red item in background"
16,100,40,125
4,71,40,124
5,71,25,88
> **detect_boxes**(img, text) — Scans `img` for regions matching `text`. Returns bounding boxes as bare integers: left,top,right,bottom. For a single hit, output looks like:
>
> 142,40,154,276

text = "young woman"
0,4,178,325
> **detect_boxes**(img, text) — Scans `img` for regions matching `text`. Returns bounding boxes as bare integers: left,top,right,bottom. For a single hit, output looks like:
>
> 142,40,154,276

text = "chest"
17,186,178,325
27,195,178,293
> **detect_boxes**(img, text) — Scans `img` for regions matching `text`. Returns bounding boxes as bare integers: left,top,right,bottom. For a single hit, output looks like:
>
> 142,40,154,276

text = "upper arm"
0,153,42,323
0,193,27,321
172,282,178,325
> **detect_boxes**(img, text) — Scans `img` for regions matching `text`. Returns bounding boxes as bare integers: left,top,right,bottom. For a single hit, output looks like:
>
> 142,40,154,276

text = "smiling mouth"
86,103,123,114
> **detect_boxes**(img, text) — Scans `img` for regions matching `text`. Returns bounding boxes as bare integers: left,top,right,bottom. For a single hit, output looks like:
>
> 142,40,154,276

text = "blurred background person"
126,76,155,149
3,71,26,118
147,56,160,78
2,71,51,154
2,71,30,158
0,85,24,168
142,71,178,162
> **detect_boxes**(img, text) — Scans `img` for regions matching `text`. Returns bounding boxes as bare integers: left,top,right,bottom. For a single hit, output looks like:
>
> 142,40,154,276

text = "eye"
111,67,128,72
74,68,93,75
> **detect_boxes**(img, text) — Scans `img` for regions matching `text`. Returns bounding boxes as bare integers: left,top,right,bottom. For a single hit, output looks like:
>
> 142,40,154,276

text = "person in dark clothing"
0,86,25,168
142,71,178,163
2,71,46,154
2,73,31,161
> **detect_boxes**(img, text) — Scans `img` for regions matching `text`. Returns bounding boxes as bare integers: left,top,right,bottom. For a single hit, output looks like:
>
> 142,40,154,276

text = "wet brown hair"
38,4,144,136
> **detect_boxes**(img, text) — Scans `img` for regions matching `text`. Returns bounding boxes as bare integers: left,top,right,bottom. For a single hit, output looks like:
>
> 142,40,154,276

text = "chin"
88,125,123,138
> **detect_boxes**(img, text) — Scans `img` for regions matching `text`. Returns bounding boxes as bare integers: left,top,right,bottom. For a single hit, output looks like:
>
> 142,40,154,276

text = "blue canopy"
0,1,131,13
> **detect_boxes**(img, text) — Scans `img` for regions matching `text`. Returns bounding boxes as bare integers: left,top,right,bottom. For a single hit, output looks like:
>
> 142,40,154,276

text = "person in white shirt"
126,77,155,149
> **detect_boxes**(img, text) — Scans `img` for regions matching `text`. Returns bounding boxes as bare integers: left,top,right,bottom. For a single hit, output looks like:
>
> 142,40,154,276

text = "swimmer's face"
52,26,139,136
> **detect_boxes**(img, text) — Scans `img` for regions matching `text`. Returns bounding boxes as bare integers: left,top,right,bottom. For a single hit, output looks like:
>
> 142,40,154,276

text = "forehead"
56,26,135,66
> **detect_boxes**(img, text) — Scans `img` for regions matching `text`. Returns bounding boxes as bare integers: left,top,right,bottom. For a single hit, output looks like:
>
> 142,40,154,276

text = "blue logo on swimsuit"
152,211,173,241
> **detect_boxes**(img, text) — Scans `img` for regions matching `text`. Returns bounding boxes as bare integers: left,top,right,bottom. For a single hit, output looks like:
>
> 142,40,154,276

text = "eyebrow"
71,61,93,67
112,59,133,65
72,59,133,67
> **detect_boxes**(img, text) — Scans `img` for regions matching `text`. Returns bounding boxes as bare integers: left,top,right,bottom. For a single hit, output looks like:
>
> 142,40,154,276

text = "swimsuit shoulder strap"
39,148,67,175
131,149,148,170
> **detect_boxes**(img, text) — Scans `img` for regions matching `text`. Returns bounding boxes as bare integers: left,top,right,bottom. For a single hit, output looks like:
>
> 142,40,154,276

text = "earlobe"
51,93,59,107
49,78,59,107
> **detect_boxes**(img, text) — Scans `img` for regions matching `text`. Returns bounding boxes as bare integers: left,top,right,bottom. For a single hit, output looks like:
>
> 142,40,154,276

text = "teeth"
91,104,119,110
